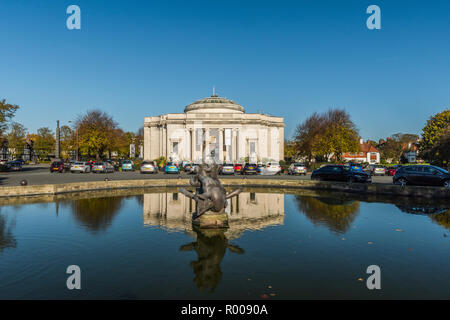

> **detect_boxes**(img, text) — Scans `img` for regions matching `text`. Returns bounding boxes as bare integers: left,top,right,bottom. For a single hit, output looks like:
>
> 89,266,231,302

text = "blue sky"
1,0,449,141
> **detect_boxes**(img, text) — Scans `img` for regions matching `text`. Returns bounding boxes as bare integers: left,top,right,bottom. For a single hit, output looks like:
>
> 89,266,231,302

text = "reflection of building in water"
143,192,284,238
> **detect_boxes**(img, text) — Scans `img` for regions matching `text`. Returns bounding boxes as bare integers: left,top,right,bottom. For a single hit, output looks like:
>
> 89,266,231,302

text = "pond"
0,188,449,299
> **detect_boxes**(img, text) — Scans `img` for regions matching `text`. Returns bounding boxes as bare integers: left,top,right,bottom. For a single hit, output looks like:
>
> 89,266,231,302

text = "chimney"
359,138,363,144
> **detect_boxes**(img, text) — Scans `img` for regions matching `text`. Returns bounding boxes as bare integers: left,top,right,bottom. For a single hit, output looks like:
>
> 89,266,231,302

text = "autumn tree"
378,133,419,163
419,109,450,164
33,127,55,160
60,125,74,158
294,109,359,162
76,110,119,159
0,99,20,145
7,122,26,158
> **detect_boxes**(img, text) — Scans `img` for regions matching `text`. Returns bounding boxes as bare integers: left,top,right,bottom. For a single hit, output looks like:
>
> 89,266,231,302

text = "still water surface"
0,188,449,299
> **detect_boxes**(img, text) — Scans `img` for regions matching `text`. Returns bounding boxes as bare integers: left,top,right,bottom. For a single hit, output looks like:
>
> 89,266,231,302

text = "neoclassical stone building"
143,94,285,163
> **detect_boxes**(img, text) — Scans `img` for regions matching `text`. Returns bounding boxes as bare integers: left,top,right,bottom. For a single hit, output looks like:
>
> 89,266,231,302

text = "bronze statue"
180,162,242,228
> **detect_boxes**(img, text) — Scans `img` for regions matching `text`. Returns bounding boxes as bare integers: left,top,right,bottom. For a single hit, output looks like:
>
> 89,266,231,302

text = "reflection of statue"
180,162,241,228
67,197,124,232
0,214,17,252
180,226,244,292
295,196,359,234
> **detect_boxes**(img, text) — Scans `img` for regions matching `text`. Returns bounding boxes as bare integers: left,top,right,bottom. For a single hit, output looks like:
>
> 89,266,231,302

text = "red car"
234,163,243,173
50,161,64,173
386,165,402,176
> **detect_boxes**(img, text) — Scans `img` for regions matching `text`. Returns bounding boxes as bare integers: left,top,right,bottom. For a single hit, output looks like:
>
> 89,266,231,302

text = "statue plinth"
180,162,241,230
192,209,229,229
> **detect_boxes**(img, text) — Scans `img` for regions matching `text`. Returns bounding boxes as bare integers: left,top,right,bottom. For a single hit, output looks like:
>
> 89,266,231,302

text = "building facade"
341,139,381,164
143,94,285,163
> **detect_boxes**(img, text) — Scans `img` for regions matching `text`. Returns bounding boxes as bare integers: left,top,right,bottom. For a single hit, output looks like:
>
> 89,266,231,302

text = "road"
0,164,395,187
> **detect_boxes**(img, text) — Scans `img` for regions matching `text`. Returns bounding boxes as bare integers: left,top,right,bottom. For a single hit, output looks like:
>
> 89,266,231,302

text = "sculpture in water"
180,163,242,228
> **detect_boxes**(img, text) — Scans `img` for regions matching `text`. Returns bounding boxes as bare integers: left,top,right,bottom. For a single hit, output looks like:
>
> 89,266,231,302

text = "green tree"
7,122,26,158
60,125,74,158
294,109,359,162
420,109,450,164
76,110,119,159
0,99,20,145
34,127,55,160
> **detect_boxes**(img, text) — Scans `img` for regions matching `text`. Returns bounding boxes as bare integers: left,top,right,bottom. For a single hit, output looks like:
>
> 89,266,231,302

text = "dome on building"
184,94,245,113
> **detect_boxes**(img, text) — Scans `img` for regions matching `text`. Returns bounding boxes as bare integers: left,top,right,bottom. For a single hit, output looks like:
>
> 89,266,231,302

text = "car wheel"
444,180,450,189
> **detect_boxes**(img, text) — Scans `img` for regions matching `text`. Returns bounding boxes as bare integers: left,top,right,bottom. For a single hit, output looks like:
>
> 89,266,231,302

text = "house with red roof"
341,139,380,164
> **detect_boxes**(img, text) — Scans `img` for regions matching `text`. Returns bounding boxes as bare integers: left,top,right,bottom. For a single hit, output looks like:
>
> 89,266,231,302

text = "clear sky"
1,0,449,141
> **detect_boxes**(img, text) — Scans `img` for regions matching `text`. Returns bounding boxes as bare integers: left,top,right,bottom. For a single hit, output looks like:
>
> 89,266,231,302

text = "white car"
70,162,91,173
140,161,158,174
260,162,282,175
220,163,235,175
288,163,307,175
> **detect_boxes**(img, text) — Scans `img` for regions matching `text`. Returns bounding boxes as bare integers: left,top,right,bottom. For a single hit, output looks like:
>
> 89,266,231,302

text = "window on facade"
250,141,256,154
173,141,179,154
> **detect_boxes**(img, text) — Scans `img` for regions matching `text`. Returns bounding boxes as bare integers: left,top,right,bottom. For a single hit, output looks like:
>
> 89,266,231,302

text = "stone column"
189,128,194,161
219,128,224,163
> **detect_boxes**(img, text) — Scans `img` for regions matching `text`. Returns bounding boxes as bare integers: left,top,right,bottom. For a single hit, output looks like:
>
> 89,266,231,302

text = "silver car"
92,161,114,173
140,161,158,174
70,162,91,173
220,163,235,175
288,163,307,175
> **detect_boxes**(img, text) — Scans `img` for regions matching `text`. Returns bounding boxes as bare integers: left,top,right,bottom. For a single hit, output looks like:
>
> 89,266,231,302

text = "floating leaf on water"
357,278,364,282
260,294,269,299
341,238,346,241
395,228,404,232
368,241,373,245
270,293,276,296
268,286,272,289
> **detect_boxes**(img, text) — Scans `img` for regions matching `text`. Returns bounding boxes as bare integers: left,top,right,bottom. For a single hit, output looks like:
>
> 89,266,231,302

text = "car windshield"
52,162,62,165
224,163,234,166
123,160,132,164
74,162,84,165
294,163,305,166
167,162,175,166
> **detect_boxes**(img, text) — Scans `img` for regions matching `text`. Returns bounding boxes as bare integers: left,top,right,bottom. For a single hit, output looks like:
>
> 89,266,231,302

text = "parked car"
260,162,282,175
288,163,307,175
187,163,199,174
140,161,158,174
220,163,235,175
368,164,386,176
393,165,450,188
13,159,25,165
70,162,91,173
121,160,134,171
347,163,364,172
311,165,371,183
92,161,114,173
164,161,180,174
234,163,243,173
8,160,23,171
242,163,258,175
386,165,401,176
50,161,64,173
